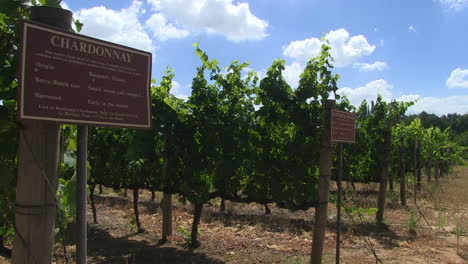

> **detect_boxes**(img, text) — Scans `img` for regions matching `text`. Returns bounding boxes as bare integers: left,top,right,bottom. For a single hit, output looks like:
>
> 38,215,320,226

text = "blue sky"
59,0,468,115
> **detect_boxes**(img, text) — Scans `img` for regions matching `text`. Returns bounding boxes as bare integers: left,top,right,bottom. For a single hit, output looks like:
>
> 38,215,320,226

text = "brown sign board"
18,20,152,129
331,110,355,143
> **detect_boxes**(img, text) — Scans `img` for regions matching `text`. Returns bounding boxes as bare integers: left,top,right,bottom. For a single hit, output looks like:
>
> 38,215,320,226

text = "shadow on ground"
349,222,403,249
86,225,225,264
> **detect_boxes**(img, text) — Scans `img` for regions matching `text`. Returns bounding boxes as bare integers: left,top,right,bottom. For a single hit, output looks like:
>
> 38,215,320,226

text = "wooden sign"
18,20,152,129
331,110,355,143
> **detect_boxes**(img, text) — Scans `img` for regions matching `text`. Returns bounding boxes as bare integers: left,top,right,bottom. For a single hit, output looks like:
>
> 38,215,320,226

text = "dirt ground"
1,166,467,264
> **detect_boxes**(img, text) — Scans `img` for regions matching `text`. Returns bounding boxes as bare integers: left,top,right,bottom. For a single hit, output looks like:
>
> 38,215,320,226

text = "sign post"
331,110,355,264
18,17,152,264
76,125,87,264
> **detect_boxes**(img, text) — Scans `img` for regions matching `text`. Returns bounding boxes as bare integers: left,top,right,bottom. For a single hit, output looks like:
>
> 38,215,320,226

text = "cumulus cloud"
75,0,155,52
436,0,468,11
353,61,388,72
145,13,189,41
338,79,468,115
147,0,268,42
170,81,190,101
446,68,468,88
241,67,267,81
283,28,375,67
337,79,393,106
407,96,468,115
171,80,182,93
282,62,304,88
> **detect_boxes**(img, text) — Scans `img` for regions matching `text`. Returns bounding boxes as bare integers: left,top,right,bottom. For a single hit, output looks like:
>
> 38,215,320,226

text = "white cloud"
147,0,268,42
436,0,468,11
170,81,189,100
60,1,72,11
145,13,189,41
396,94,421,103
242,67,267,81
407,96,468,115
353,61,388,72
338,79,468,115
283,28,375,67
171,80,181,93
337,79,393,106
446,68,468,88
175,94,189,101
283,62,304,88
408,25,416,32
75,0,155,52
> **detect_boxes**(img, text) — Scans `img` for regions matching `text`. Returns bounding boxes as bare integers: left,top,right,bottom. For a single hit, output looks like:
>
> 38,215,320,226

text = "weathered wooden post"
310,100,335,264
161,131,172,243
376,120,392,223
399,138,406,206
12,6,72,264
415,139,421,191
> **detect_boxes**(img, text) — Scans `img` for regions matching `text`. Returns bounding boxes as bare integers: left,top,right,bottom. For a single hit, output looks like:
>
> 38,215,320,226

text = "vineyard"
1,2,467,264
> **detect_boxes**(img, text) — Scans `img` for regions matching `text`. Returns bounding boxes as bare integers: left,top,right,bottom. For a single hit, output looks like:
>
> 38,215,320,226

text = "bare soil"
1,166,467,264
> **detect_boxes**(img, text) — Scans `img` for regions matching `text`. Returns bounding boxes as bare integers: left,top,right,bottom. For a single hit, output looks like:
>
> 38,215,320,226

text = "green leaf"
74,19,83,33
67,135,77,151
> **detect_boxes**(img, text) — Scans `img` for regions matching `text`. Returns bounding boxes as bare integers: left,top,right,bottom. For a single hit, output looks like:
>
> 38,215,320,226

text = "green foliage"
391,118,465,183
437,208,446,230
343,206,378,216
73,19,83,33
341,96,413,183
178,225,201,246
128,217,137,232
404,112,468,147
55,175,76,242
408,209,417,235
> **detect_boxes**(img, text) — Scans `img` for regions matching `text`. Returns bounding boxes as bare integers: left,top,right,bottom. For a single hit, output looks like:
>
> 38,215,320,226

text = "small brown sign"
331,110,355,143
18,20,152,129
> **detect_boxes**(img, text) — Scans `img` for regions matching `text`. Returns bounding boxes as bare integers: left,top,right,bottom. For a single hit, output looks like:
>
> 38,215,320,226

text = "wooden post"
12,6,72,264
376,120,392,223
310,100,335,264
76,125,88,264
336,143,343,264
399,139,406,206
161,192,172,242
416,139,421,191
161,132,172,243
413,139,417,203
